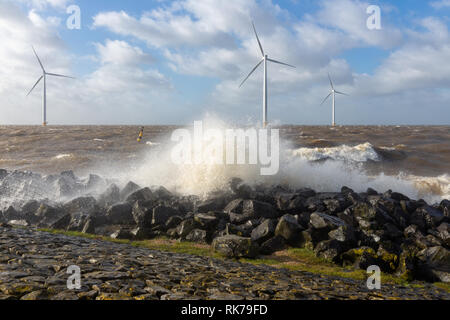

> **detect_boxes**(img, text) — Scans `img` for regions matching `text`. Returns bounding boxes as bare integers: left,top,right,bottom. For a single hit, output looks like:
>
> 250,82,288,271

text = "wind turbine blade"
239,59,264,88
328,73,334,90
252,21,265,57
26,75,43,96
320,92,332,105
32,46,45,72
335,90,348,96
46,73,75,79
267,58,295,68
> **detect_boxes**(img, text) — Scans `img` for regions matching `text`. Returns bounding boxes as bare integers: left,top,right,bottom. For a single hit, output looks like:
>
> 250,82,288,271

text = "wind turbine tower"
239,22,295,128
27,46,74,126
321,73,348,126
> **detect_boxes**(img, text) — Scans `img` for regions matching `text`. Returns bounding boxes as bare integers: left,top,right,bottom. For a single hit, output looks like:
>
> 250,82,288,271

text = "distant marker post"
137,127,144,142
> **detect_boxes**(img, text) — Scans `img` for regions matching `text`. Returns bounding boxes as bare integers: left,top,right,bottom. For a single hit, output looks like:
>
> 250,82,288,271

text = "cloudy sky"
0,0,449,125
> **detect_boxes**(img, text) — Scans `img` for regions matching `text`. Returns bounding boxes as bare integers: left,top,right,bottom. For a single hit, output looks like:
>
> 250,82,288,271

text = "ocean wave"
289,142,380,163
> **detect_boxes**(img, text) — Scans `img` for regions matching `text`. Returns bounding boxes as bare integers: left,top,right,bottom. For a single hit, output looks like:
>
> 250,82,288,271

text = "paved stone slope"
0,227,448,300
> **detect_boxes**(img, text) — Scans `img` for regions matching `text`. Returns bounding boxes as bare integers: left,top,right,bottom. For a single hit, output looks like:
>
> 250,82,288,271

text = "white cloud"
430,0,450,9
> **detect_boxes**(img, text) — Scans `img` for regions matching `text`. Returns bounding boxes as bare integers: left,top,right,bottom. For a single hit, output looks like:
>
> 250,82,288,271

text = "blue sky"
1,0,450,125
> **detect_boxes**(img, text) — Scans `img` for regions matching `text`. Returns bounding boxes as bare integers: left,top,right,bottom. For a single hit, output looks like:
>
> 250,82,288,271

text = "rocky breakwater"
0,170,449,284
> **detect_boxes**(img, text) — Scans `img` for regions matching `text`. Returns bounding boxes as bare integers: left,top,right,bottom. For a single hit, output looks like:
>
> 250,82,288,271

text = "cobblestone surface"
0,227,448,300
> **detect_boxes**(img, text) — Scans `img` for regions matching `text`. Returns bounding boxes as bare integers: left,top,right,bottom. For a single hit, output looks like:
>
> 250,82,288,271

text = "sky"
0,0,449,125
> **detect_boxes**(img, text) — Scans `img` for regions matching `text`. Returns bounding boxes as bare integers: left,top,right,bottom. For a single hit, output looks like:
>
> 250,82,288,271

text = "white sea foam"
54,154,72,160
108,116,448,203
290,142,380,163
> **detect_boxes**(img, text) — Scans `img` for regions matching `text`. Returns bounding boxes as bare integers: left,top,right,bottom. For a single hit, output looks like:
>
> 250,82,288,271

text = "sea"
0,123,449,207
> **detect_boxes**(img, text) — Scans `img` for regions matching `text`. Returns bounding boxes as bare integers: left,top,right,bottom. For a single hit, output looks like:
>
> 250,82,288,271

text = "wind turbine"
27,46,74,126
239,21,295,128
321,73,348,126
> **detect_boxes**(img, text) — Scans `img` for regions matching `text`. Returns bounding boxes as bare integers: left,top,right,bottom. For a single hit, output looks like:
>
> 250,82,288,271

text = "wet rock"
436,223,450,247
3,206,20,221
275,214,304,245
119,181,140,201
175,219,199,238
310,212,346,231
151,186,173,200
185,229,208,243
366,188,378,196
416,246,450,283
230,178,254,198
106,203,134,225
328,225,355,244
260,236,286,255
63,197,98,217
97,184,120,207
411,206,445,230
132,200,154,228
165,216,183,230
193,213,219,231
314,240,345,262
341,247,380,270
196,197,227,213
110,228,134,240
0,169,7,180
35,204,64,228
212,235,259,259
50,214,71,230
152,206,180,226
131,227,154,240
251,219,276,244
126,187,155,204
440,200,449,217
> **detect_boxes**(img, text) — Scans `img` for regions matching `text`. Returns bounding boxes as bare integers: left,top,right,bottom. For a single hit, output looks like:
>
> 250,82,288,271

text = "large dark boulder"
260,236,286,255
193,213,219,231
314,240,345,262
186,229,208,243
275,214,304,245
106,203,134,225
416,246,450,283
440,200,449,217
436,223,450,247
309,212,345,231
152,206,180,226
175,218,199,238
119,181,140,201
3,206,20,221
196,197,227,213
50,214,71,230
411,206,445,230
126,187,155,204
132,200,154,228
35,204,65,228
63,197,99,217
251,219,276,244
212,235,259,258
225,199,278,223
97,184,120,207
328,225,356,244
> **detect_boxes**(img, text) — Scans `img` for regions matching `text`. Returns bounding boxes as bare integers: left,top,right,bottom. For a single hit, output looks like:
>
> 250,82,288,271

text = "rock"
63,197,98,217
310,212,345,230
416,246,450,283
251,219,276,244
230,178,254,198
0,169,7,180
275,214,304,245
193,213,219,230
97,183,120,207
436,223,450,247
126,187,155,204
185,229,208,243
110,228,134,240
35,204,64,228
67,213,90,232
165,216,183,229
50,214,71,230
106,203,134,225
81,216,108,234
119,181,140,201
152,206,180,226
328,225,355,244
226,199,278,222
323,199,342,214
196,197,227,213
3,206,20,221
341,247,380,270
130,226,154,240
151,186,173,200
260,236,286,255
176,219,199,238
411,206,445,230
440,200,449,217
366,188,378,196
390,192,410,202
9,220,28,227
223,223,251,238
132,200,154,228
224,199,244,213
314,240,345,262
212,235,259,259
